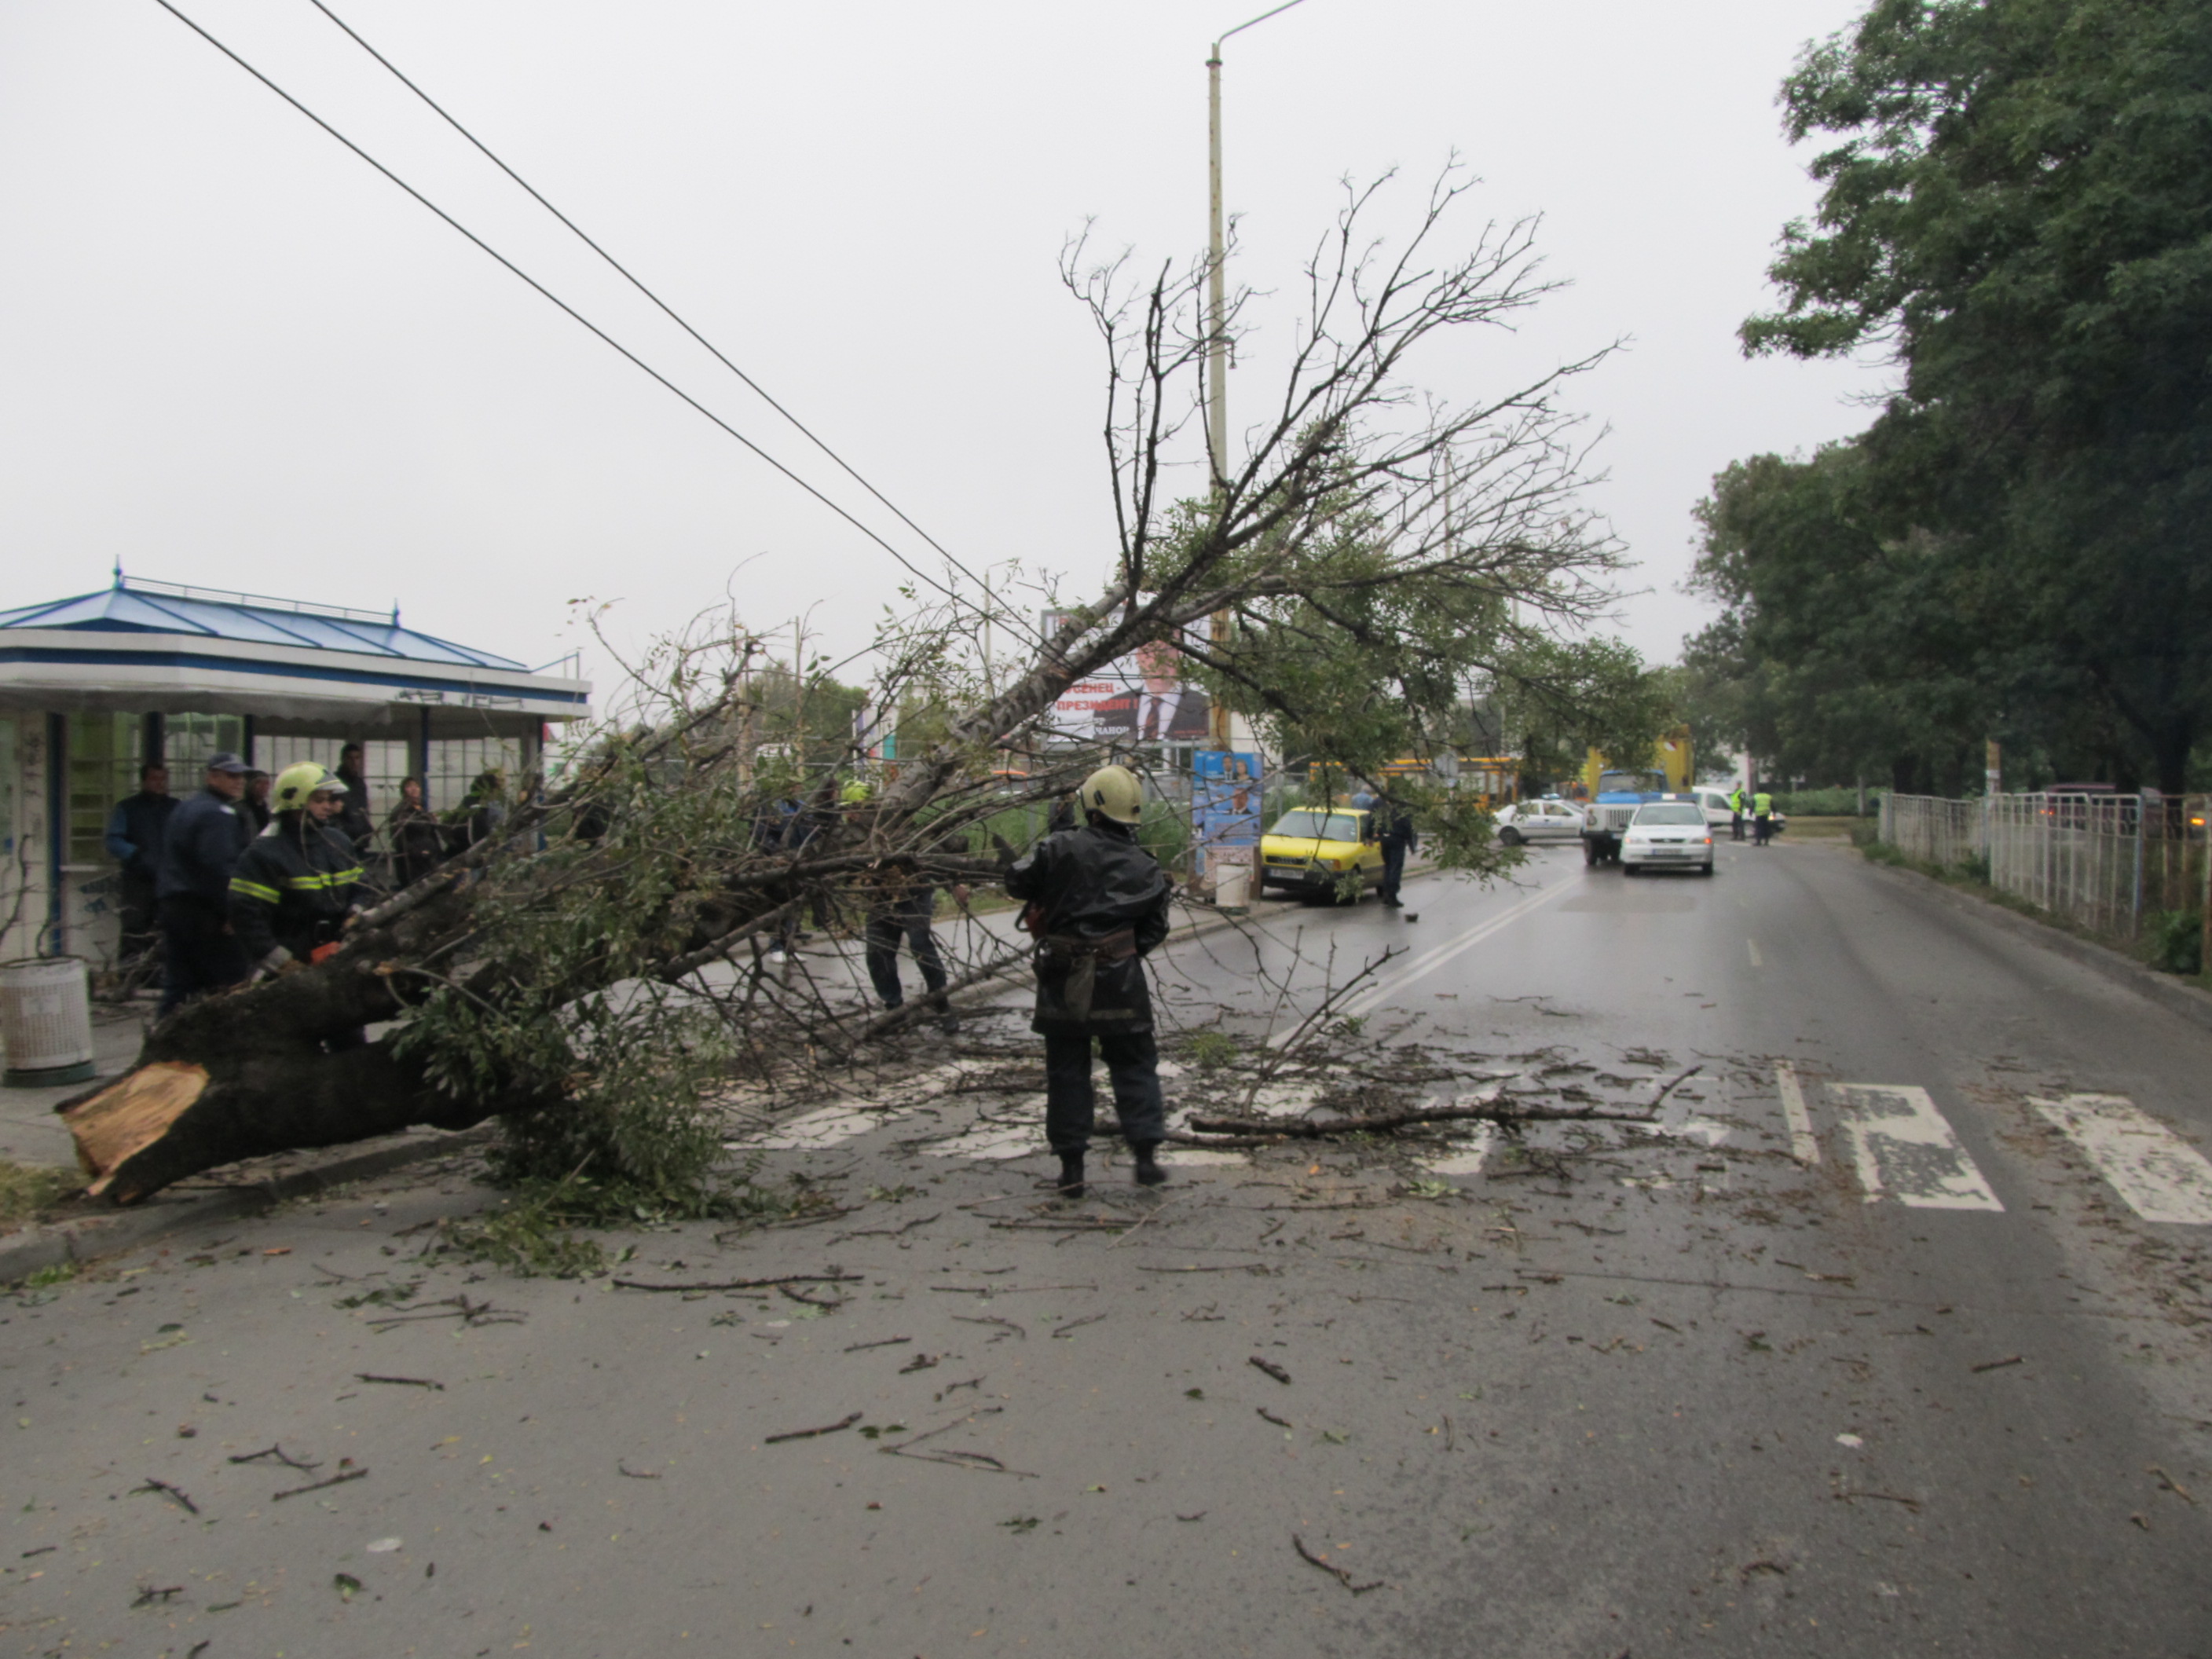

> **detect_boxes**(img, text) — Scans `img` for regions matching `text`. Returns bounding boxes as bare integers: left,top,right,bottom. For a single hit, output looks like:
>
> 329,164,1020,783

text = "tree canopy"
1723,0,2212,792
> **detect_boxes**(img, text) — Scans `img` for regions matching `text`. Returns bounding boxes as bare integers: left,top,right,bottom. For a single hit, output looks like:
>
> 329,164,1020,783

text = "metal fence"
1880,792,2209,942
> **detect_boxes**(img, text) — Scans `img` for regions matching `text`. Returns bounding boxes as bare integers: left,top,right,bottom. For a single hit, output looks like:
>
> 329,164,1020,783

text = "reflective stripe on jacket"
229,816,364,960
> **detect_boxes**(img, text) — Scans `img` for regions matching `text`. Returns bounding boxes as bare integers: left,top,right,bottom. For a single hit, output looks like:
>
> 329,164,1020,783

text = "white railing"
1880,793,2208,941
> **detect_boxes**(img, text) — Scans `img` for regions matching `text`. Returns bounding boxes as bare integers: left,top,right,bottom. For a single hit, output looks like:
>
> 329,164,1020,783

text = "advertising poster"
1040,613,1211,746
1192,749,1262,877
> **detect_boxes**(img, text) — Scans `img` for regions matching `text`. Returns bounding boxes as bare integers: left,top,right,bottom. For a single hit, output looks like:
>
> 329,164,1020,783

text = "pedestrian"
104,761,176,969
153,751,255,1020
1046,793,1077,835
385,776,445,888
1005,764,1175,1198
1728,786,1747,843
863,859,966,1031
1375,793,1419,910
333,742,375,846
1752,786,1774,847
230,763,368,1046
242,769,273,834
453,768,507,851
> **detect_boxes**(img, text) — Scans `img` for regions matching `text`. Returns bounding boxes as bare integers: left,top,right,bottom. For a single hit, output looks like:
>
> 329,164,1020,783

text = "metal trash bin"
1,957,97,1087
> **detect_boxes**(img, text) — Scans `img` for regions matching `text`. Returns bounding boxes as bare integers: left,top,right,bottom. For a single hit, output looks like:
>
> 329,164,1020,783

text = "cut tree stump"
64,1063,211,1196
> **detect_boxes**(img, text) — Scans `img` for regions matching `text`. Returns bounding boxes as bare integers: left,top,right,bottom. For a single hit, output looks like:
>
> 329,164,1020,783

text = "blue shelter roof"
0,575,528,672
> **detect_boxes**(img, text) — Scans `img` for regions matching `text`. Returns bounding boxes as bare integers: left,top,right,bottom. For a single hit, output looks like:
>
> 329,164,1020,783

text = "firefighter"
1005,764,1174,1198
229,763,367,1024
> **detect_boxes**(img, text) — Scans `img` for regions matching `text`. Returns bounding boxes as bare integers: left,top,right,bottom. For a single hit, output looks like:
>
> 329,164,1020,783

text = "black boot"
1056,1153,1086,1199
1132,1141,1168,1188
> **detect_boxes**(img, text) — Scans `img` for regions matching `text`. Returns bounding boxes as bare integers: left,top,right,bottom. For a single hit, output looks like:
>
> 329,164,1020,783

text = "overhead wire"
148,0,984,625
302,0,1030,644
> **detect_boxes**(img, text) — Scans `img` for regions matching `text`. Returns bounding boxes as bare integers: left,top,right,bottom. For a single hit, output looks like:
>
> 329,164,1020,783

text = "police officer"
154,751,255,1019
104,762,176,967
229,763,366,994
1752,786,1775,847
1728,786,1747,843
1005,764,1174,1198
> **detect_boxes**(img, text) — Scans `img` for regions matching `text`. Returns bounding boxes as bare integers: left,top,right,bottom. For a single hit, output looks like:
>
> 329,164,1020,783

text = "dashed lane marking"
1745,938,1764,968
1833,1083,2003,1210
2029,1094,2212,1225
1776,1062,1818,1165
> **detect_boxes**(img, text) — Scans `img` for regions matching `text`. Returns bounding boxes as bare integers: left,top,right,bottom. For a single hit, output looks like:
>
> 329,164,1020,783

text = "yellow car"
1258,807,1382,899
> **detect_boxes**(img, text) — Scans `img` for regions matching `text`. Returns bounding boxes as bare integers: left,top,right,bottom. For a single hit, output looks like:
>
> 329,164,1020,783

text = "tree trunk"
56,886,529,1203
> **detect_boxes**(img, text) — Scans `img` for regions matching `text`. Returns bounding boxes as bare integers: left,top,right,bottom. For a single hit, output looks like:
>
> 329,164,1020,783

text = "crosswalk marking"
750,1104,899,1151
2029,1094,2212,1225
1775,1062,1818,1165
1832,1083,2004,1211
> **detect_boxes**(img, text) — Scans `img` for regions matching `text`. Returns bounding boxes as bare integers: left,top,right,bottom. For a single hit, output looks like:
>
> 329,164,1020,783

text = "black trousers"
1753,815,1773,846
1378,839,1410,900
1730,813,1745,842
118,870,159,964
866,895,947,1007
158,895,247,1019
1042,1027,1166,1156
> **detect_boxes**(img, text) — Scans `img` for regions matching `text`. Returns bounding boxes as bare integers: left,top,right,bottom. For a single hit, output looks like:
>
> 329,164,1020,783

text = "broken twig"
764,1412,862,1445
1292,1533,1383,1595
130,1478,199,1515
613,1273,862,1293
273,1466,368,1502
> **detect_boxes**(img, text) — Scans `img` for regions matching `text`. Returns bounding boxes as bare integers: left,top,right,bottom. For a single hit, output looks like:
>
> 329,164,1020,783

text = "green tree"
1743,0,2212,791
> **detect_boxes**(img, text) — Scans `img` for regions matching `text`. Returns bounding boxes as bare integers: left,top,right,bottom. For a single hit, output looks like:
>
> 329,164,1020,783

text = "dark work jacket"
104,791,178,881
156,789,254,906
1005,822,1173,1034
1376,800,1418,851
386,802,447,881
229,816,364,961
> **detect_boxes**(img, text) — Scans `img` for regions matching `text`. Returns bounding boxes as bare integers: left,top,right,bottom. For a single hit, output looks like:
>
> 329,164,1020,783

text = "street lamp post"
1207,0,1310,493
1205,0,1312,749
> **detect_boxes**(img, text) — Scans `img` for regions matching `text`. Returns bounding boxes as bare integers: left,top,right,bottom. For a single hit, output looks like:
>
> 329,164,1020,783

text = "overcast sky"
0,0,1887,690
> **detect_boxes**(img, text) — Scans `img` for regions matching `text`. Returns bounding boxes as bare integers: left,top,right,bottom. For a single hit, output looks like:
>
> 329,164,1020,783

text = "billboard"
1040,613,1211,746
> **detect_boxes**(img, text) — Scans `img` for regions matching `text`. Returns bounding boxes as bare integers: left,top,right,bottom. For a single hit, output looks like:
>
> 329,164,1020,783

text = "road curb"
0,1126,493,1286
1862,856,2212,1036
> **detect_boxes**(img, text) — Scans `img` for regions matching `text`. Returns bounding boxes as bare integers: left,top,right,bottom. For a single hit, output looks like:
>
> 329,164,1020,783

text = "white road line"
1776,1062,1818,1165
1832,1083,2004,1211
2029,1094,2212,1225
1284,877,1576,1044
1745,938,1764,969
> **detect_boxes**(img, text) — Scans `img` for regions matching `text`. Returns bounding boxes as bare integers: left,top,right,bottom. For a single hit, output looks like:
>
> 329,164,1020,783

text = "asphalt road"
4,837,2208,1657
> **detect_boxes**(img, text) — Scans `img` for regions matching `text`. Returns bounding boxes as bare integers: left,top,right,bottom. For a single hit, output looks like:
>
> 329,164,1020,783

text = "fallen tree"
62,170,1632,1206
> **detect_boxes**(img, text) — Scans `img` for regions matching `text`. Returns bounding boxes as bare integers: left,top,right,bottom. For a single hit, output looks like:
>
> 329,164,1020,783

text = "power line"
304,0,1024,641
149,0,980,624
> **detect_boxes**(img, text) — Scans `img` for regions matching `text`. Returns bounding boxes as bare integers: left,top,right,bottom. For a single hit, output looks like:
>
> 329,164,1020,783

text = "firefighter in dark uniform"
1005,764,1174,1198
229,763,367,1042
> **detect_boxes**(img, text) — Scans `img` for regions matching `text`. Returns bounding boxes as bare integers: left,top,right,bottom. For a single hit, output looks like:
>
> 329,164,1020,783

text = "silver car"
1621,801,1715,875
1493,798,1586,846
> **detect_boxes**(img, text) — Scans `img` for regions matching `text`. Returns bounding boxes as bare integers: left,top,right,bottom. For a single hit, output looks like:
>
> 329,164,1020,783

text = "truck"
1577,728,1694,866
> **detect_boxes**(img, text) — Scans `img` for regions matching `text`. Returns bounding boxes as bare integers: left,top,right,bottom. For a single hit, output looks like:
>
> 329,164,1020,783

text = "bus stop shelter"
0,572,590,965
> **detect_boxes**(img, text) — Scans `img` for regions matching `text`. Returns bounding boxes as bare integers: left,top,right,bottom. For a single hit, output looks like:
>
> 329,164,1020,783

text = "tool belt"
1036,928,1138,1020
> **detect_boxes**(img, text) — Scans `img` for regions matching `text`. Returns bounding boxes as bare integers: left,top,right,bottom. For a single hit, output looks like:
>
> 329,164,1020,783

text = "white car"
1621,800,1715,875
1493,798,1586,845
